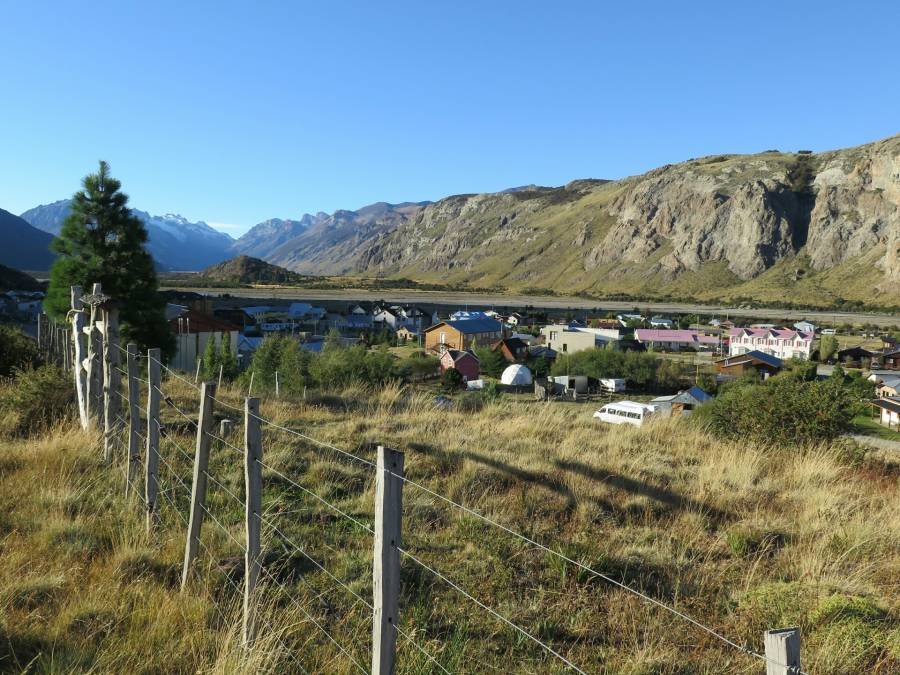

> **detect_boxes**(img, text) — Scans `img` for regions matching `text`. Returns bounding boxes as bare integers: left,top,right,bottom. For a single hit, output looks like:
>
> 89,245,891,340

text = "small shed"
439,349,480,383
650,386,712,417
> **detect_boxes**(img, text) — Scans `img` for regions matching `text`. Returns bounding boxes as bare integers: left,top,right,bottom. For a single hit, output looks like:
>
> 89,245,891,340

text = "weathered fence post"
194,358,202,384
85,282,104,424
275,370,280,398
70,286,89,430
126,343,141,497
764,627,800,675
145,348,162,531
372,445,404,675
243,397,262,646
102,304,121,463
36,313,43,358
181,381,216,589
218,363,224,390
220,419,234,437
248,370,254,396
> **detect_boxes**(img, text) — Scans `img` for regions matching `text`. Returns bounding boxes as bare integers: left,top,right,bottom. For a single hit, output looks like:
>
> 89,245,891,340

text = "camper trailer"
593,401,659,427
599,378,626,393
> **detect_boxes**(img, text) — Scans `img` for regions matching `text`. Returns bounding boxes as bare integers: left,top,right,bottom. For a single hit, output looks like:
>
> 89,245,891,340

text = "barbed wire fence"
41,282,807,674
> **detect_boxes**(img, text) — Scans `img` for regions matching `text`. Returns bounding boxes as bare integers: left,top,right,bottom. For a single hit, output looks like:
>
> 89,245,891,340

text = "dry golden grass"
1,376,899,673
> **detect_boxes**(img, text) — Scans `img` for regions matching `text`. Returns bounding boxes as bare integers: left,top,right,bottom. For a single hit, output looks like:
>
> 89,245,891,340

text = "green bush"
693,374,853,445
441,367,464,392
0,365,75,437
0,325,40,377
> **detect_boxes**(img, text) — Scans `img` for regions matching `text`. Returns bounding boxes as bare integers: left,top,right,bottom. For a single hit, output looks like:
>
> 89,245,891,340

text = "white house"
728,327,814,360
649,316,674,328
540,324,619,353
793,320,817,333
287,302,326,321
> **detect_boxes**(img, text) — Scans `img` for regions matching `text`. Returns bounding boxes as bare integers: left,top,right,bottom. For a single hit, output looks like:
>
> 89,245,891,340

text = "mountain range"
6,133,899,305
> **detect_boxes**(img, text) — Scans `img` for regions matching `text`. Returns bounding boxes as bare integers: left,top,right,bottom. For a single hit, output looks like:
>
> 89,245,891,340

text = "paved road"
170,286,900,327
850,434,900,452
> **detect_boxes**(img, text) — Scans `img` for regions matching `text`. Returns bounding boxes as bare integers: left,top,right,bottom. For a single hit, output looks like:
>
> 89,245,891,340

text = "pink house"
728,328,814,360
634,329,720,351
439,349,480,382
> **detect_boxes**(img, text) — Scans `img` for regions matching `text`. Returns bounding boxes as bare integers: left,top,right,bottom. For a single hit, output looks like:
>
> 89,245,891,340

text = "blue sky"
2,1,898,237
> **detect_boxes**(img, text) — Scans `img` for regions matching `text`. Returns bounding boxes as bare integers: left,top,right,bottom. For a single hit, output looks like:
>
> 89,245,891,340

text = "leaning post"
145,348,162,531
243,397,262,646
70,286,89,430
181,381,216,589
372,445,404,675
102,304,122,463
125,343,141,496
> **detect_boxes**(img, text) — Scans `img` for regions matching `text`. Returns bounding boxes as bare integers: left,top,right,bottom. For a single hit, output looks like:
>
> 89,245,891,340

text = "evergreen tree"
44,162,174,357
202,333,220,379
219,332,238,380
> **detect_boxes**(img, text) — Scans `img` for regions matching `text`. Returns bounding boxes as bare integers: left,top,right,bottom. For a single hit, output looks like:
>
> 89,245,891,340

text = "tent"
500,364,533,386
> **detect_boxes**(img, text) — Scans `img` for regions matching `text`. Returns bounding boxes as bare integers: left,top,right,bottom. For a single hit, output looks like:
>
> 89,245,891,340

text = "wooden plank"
145,348,162,531
70,286,89,430
125,343,141,497
372,445,404,675
764,627,801,675
243,397,262,645
181,381,216,589
102,306,121,463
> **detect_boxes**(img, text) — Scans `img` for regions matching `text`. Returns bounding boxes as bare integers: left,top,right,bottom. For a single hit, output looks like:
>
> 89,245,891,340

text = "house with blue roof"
424,317,504,352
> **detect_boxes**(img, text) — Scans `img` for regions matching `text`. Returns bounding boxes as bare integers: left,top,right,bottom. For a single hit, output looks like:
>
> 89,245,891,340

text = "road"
170,285,900,327
850,434,900,453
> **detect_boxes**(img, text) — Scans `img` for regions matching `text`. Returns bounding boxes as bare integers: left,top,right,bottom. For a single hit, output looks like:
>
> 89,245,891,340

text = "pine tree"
218,331,238,380
202,333,220,379
45,161,175,357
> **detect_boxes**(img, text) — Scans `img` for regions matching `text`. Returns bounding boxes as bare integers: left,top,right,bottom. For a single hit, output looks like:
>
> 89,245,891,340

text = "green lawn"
852,414,900,441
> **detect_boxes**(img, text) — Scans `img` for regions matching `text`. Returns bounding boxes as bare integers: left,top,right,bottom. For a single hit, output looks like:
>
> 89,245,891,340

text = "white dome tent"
500,364,533,386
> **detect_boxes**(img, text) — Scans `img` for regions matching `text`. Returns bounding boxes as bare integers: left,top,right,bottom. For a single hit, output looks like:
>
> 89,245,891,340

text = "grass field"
852,414,900,442
2,377,900,673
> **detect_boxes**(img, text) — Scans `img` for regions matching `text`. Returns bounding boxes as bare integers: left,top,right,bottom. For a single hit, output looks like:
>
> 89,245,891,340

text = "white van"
593,401,659,427
600,378,626,393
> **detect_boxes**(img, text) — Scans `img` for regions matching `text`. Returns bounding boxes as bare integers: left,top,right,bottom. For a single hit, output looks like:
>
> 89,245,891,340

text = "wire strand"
398,545,585,674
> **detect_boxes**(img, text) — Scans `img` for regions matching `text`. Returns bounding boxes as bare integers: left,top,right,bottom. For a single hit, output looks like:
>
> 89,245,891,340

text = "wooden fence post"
86,282,104,425
70,286,89,430
145,348,162,531
36,313,43,358
372,445,404,675
275,370,279,398
125,343,141,497
764,627,800,674
194,358,202,384
243,397,262,646
218,363,224,390
248,370,254,396
181,381,216,589
102,305,121,463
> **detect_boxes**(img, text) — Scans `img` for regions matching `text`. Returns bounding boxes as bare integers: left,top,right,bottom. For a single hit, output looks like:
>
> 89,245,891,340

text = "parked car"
593,401,659,427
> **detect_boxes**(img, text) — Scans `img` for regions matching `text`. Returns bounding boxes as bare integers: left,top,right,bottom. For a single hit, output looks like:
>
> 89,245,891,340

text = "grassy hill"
198,255,310,285
2,375,898,673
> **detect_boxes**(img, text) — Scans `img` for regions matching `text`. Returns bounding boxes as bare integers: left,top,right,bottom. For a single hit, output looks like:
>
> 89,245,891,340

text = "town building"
168,308,241,372
793,320,817,333
649,316,674,328
874,375,900,399
728,327,814,360
541,324,619,354
424,318,504,352
881,349,900,371
871,398,900,431
491,337,529,363
714,350,783,380
650,386,712,417
634,329,719,351
439,349,480,383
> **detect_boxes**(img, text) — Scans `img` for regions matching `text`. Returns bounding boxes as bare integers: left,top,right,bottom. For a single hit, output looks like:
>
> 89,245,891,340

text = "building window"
562,343,568,352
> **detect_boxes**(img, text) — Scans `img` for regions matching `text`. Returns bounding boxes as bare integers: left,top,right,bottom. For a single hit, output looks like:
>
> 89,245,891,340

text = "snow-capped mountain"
20,200,234,270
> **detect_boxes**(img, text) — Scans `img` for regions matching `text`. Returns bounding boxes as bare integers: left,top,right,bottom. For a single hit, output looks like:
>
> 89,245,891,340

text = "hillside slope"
0,208,56,270
199,255,307,284
20,200,234,271
261,202,429,275
355,135,900,305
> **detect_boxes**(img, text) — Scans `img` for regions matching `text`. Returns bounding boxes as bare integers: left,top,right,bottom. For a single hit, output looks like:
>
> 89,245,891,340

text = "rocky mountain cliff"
256,201,430,275
355,135,900,304
20,200,234,271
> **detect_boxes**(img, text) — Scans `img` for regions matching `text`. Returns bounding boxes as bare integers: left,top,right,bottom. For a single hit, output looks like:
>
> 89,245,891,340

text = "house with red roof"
728,327,814,361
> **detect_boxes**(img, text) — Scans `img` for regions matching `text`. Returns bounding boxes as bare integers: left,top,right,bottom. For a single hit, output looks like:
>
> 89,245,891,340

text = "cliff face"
354,135,899,302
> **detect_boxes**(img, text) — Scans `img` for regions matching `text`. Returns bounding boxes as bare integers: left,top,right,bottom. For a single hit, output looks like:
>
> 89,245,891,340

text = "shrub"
0,365,75,437
694,375,853,445
550,348,660,390
441,367,464,392
0,325,39,376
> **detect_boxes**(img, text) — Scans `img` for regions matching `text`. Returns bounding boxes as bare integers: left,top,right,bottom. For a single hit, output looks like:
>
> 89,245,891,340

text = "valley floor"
2,382,900,673
166,285,900,328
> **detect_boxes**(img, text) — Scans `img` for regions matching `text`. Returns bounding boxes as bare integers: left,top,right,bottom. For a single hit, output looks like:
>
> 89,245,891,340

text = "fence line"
48,284,810,675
